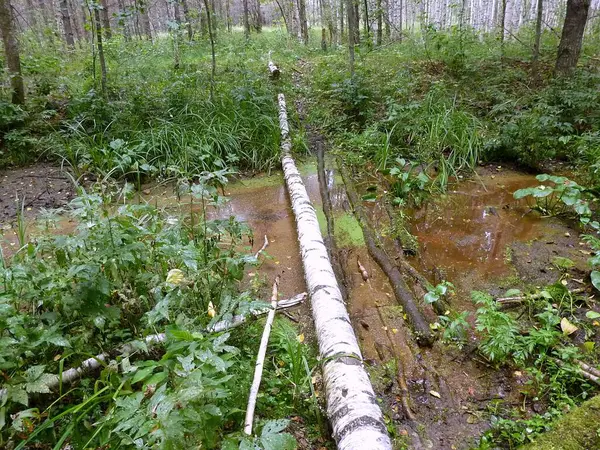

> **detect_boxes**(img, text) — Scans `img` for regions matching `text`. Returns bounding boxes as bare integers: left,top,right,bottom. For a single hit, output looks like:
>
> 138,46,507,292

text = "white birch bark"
277,93,392,450
244,276,280,435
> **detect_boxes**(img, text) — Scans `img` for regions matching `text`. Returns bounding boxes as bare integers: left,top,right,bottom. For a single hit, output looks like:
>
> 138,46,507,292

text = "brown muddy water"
0,163,588,449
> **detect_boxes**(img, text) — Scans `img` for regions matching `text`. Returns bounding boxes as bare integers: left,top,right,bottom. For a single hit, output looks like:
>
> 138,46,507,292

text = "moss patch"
522,395,600,450
334,213,365,247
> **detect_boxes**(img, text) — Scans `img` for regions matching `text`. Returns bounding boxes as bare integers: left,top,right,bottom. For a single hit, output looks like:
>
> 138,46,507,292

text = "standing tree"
298,0,308,44
347,0,356,76
60,0,76,47
243,0,250,38
92,1,108,94
555,0,591,75
100,0,112,38
532,0,543,79
0,0,25,104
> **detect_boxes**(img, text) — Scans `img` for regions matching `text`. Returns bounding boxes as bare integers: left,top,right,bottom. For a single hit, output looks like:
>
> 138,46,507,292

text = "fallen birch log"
268,51,280,79
0,293,306,397
278,93,391,449
244,276,280,435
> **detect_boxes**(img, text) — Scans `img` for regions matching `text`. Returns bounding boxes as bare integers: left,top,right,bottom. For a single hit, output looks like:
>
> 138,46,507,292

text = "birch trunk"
278,93,391,449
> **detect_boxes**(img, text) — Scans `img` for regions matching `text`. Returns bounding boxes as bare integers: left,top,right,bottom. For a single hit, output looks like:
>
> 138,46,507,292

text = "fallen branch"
339,163,434,346
244,276,280,435
278,93,391,449
497,288,585,304
254,234,269,258
0,293,307,398
554,358,600,386
268,51,280,79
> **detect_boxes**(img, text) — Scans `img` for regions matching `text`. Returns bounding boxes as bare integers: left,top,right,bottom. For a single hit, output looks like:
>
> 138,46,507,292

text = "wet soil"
0,163,75,222
2,159,592,449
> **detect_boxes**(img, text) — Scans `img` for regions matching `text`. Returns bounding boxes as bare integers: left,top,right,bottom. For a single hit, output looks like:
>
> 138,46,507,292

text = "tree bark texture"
0,0,25,104
278,93,392,449
555,0,590,75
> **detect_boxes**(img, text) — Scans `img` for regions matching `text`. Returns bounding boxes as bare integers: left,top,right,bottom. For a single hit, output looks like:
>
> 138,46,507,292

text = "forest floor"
3,29,600,449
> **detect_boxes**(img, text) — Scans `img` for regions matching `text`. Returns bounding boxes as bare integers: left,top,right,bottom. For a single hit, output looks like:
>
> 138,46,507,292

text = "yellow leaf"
560,317,578,335
207,301,216,318
429,390,441,398
166,269,184,285
392,328,398,334
297,333,305,343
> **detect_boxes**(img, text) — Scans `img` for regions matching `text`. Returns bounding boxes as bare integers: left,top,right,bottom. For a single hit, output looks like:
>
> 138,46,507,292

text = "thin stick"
254,234,269,258
244,276,280,435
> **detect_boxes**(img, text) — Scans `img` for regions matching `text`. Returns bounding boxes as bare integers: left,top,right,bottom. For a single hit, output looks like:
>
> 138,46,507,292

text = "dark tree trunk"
201,0,216,99
139,0,152,40
499,0,507,56
60,0,75,46
376,0,382,45
362,0,369,40
94,7,107,95
532,0,543,77
69,0,83,42
251,0,262,32
340,0,344,41
298,0,308,43
555,0,591,75
100,0,112,38
243,0,250,38
353,0,360,44
0,0,24,104
347,0,355,76
181,0,193,40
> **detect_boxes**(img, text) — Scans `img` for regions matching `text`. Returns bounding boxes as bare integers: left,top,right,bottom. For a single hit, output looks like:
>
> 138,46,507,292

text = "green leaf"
586,311,600,320
591,271,600,292
131,366,155,384
504,289,521,297
424,292,438,304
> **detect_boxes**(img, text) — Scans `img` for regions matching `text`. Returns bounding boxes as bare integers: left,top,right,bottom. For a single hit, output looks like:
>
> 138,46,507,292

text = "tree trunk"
362,0,369,40
201,0,216,99
100,0,112,38
353,0,360,44
243,0,250,38
0,0,25,104
376,0,382,45
225,0,231,31
140,0,152,40
181,0,193,40
94,7,107,95
251,0,262,32
298,0,308,44
347,0,355,75
532,0,543,77
59,0,75,46
340,0,344,41
555,0,591,75
499,0,507,56
277,93,392,449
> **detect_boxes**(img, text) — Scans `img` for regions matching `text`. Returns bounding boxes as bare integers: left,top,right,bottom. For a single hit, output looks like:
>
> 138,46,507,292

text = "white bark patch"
278,93,391,449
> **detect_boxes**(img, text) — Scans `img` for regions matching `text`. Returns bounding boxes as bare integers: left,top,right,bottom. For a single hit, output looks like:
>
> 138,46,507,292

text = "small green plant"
438,311,470,348
514,174,598,228
389,158,431,207
424,281,454,305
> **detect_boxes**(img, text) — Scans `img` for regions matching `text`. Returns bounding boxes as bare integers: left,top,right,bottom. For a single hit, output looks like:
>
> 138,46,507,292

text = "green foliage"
424,281,454,305
514,174,598,228
389,158,431,207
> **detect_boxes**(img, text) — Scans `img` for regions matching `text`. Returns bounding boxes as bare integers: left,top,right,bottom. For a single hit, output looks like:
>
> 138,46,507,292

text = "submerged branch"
339,163,435,346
